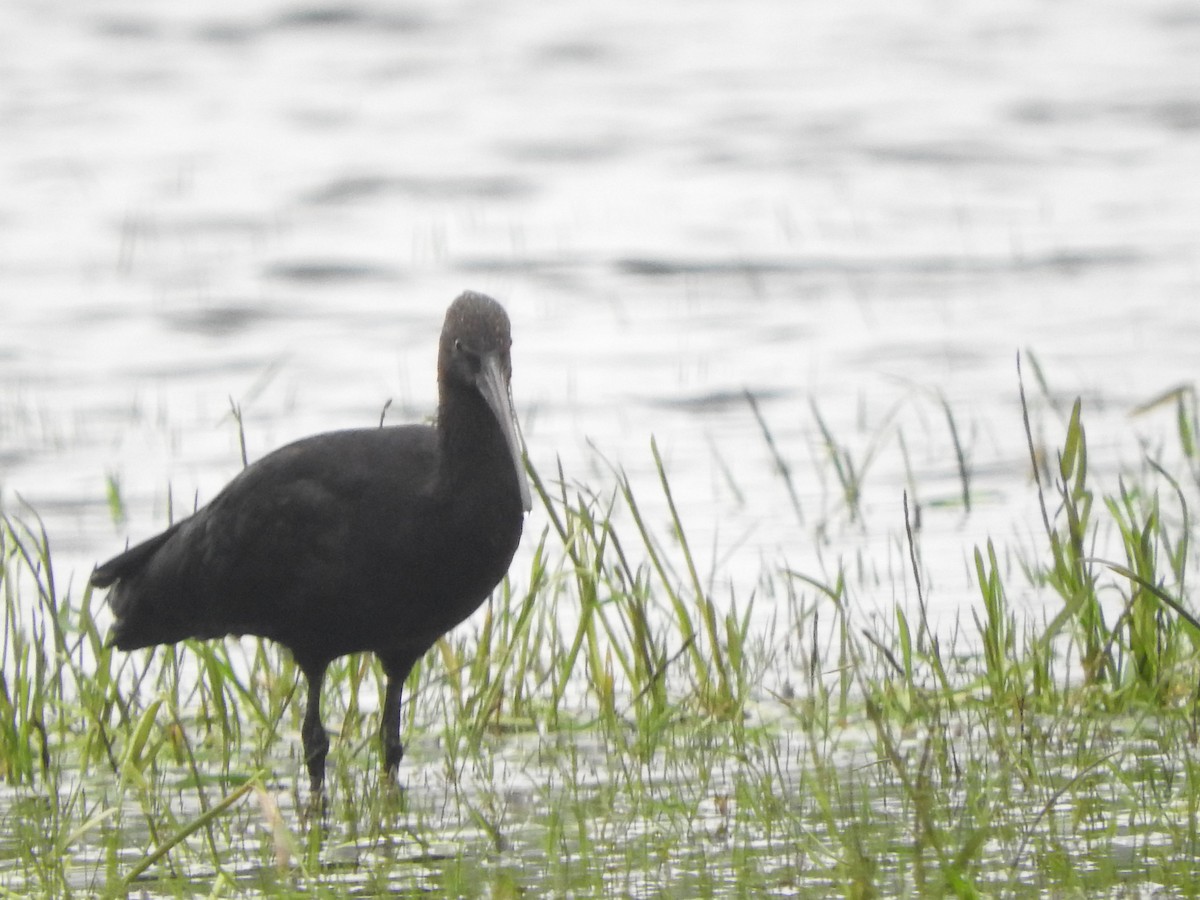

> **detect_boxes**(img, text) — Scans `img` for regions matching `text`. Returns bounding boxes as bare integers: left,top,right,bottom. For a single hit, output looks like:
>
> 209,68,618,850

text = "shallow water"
7,2,1200,886
1,708,1186,897
2,0,1199,638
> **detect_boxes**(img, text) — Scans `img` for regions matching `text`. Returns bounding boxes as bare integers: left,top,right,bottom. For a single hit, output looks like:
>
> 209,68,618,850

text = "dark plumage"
91,291,531,795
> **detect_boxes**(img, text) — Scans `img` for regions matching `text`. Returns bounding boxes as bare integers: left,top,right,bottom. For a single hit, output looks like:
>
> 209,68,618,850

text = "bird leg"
380,658,416,780
300,664,330,797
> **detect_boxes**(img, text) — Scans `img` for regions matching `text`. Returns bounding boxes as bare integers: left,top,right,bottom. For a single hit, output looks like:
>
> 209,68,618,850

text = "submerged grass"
3,366,1200,896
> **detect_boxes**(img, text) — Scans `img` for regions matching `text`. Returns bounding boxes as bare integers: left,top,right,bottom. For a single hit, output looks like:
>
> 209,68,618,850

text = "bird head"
439,292,533,513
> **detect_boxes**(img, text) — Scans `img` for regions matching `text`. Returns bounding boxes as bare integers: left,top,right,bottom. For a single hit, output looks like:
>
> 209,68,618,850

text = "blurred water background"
2,0,1199,628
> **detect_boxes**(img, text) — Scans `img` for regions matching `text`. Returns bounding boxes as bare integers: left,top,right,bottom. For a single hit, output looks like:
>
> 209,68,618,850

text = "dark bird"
90,291,531,796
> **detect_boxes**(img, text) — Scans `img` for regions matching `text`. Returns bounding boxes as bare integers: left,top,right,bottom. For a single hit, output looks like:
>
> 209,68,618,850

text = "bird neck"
436,384,514,493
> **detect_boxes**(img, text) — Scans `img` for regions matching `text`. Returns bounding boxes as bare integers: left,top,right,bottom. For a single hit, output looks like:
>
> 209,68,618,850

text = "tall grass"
1,364,1200,895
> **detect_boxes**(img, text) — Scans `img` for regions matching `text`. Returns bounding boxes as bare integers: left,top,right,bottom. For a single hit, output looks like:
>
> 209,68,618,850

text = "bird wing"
98,425,440,650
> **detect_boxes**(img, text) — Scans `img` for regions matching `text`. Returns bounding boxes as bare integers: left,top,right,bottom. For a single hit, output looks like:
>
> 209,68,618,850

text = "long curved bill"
476,354,533,512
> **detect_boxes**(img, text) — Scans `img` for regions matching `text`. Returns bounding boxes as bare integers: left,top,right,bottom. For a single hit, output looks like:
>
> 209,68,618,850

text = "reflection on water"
1,0,1198,624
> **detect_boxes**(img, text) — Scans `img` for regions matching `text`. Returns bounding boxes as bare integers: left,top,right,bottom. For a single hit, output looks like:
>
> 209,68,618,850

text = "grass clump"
2,362,1200,896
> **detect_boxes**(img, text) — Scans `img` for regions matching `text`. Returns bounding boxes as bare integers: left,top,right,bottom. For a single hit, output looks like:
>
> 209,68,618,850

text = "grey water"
2,0,1199,630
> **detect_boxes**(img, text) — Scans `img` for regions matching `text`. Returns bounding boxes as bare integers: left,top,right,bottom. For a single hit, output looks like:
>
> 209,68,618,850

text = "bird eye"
454,338,464,353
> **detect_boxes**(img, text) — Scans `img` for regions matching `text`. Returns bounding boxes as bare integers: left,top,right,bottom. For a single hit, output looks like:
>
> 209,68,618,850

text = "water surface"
2,0,1198,626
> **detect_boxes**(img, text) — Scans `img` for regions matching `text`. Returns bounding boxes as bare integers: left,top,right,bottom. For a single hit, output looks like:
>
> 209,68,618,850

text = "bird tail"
91,524,184,649
91,527,174,585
